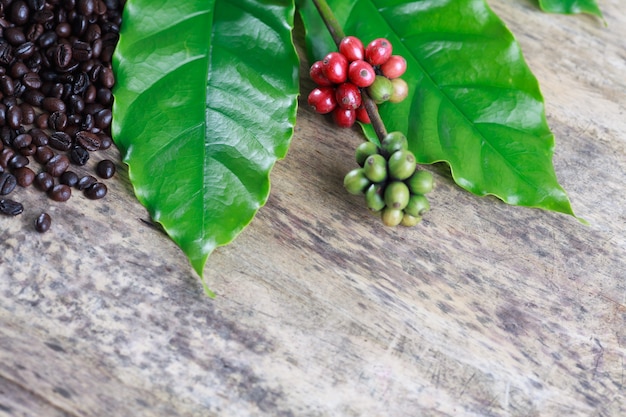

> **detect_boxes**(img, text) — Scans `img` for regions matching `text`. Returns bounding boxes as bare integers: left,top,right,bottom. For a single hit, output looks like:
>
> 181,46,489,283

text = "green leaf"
299,0,579,219
537,0,603,19
112,0,299,292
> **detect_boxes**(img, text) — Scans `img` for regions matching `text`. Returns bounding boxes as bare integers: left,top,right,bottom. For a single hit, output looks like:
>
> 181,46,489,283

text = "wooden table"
2,1,625,415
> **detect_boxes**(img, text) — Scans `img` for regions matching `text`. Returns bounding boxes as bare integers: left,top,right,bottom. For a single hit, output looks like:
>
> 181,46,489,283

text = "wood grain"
1,1,625,416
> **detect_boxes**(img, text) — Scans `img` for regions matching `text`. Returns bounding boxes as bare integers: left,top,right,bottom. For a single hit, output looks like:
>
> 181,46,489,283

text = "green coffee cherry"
355,141,379,167
344,168,371,195
363,154,388,183
381,207,404,227
384,181,410,210
404,194,430,217
400,213,422,227
365,183,386,212
380,131,408,156
388,149,417,180
406,170,434,195
367,75,393,103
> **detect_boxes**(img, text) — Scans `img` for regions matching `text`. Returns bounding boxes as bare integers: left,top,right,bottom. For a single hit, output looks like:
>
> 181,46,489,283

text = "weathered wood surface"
1,1,625,416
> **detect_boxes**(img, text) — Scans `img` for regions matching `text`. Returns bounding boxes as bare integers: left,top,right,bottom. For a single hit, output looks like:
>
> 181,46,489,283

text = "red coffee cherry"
335,82,362,110
332,107,356,128
356,106,371,124
380,55,407,79
308,87,337,114
339,36,364,62
322,52,349,84
365,38,393,66
348,60,376,87
309,60,333,86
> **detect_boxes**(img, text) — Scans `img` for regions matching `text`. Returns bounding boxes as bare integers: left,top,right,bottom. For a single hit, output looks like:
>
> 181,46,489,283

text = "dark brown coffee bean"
10,1,31,26
75,130,100,151
55,22,72,38
15,41,36,59
48,183,71,202
91,38,102,58
71,14,88,36
42,96,66,113
84,181,106,199
34,212,51,233
0,43,13,66
11,62,30,79
72,40,91,61
34,171,54,191
94,108,111,130
52,43,73,69
48,131,72,151
0,75,15,96
72,71,89,94
19,143,37,156
0,148,15,168
22,89,45,106
77,174,96,190
96,87,112,106
4,27,27,46
0,104,5,127
9,154,29,169
85,23,101,42
27,0,46,11
98,133,112,150
14,166,35,187
84,83,96,103
96,159,115,179
13,133,32,149
29,128,48,146
48,111,68,131
21,71,41,89
0,198,23,215
45,154,70,177
25,22,44,42
0,172,17,195
34,145,54,164
78,0,96,15
20,103,35,124
6,105,22,129
59,170,78,187
69,145,89,165
99,66,114,88
69,94,85,113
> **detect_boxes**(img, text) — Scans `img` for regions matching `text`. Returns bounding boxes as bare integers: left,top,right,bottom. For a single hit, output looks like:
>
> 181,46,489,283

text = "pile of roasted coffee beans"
343,131,434,227
307,36,408,128
0,0,124,233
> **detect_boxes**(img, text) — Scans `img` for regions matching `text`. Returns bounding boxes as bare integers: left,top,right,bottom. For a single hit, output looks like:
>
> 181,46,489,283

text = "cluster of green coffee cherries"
343,131,434,227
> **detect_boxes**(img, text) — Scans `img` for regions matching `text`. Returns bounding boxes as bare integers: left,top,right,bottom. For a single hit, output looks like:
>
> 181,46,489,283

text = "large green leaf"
299,0,579,219
112,0,299,293
538,0,603,19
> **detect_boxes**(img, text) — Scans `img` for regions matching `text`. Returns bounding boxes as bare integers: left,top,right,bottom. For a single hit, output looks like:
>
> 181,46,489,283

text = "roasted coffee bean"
29,128,48,146
13,133,32,149
55,22,72,38
91,38,102,58
34,212,51,232
42,96,66,113
70,145,89,165
98,133,111,150
11,62,30,79
15,41,35,59
45,153,70,177
69,94,85,113
52,43,73,68
48,183,71,201
78,0,96,15
84,181,106,199
0,43,13,66
72,40,91,61
96,158,115,179
0,75,15,96
71,14,88,36
0,198,23,215
5,27,27,46
96,87,112,105
0,128,15,147
9,154,29,169
25,22,44,42
14,166,35,187
72,71,89,94
10,1,31,26
48,131,72,151
21,71,41,88
0,104,6,127
99,66,114,88
20,102,35,124
48,111,68,131
19,143,37,156
27,0,46,12
83,83,96,103
94,108,111,130
80,113,94,131
6,105,22,129
77,174,96,190
22,88,45,106
34,145,54,164
34,171,54,191
0,172,17,195
0,148,16,168
3,97,19,108
75,130,100,151
59,170,78,187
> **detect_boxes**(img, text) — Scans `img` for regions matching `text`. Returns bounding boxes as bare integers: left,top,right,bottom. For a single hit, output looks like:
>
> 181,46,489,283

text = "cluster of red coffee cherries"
307,36,408,128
